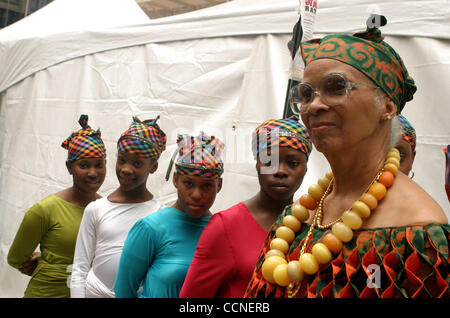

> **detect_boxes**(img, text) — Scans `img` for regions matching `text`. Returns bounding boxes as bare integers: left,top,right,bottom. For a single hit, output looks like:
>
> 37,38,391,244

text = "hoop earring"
409,170,415,179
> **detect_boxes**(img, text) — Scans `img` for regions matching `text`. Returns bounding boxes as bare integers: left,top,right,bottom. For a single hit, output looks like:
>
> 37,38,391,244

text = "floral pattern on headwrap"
397,114,416,153
252,117,312,159
300,17,417,113
117,115,167,159
61,114,106,163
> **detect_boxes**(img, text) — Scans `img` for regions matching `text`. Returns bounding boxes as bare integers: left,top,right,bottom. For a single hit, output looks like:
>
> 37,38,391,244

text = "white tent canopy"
0,0,150,41
1,0,449,94
0,0,449,297
0,0,151,94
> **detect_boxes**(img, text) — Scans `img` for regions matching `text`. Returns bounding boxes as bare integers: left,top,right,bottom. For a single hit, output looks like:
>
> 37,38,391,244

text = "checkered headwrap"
398,114,416,153
117,115,167,159
252,117,312,159
61,114,106,163
165,132,225,180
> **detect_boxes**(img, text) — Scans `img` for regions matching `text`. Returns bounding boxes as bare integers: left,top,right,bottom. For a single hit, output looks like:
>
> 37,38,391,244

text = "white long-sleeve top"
70,197,163,298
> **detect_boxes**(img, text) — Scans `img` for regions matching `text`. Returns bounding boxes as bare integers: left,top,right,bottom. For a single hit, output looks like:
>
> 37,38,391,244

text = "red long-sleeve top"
179,202,268,298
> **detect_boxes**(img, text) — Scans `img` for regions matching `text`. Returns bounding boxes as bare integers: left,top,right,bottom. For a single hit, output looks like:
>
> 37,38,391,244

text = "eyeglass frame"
289,73,379,115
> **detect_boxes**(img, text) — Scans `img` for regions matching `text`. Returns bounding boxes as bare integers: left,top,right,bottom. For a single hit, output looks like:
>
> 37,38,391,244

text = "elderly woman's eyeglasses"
289,73,378,115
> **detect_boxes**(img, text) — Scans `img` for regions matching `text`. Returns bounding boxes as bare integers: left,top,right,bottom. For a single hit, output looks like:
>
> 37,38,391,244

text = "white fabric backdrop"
0,0,449,297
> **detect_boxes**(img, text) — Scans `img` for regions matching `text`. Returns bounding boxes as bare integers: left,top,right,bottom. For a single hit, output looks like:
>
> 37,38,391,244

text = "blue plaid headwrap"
397,114,416,153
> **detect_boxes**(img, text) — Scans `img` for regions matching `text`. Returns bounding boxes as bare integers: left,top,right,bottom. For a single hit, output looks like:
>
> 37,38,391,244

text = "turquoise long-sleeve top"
114,206,210,298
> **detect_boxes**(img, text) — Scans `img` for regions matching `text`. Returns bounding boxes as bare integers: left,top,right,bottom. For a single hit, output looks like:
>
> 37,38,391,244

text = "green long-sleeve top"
7,194,85,298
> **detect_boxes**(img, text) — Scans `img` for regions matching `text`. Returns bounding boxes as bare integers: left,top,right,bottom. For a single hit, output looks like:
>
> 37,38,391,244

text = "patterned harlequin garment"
244,206,450,298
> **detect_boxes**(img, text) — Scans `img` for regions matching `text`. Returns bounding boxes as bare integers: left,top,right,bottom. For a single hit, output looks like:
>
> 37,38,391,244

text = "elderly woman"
245,17,448,298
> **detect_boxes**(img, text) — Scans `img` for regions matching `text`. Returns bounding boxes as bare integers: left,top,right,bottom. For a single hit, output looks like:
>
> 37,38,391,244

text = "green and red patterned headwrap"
252,117,312,159
61,114,106,163
300,16,417,113
165,132,225,180
117,115,167,159
397,114,416,153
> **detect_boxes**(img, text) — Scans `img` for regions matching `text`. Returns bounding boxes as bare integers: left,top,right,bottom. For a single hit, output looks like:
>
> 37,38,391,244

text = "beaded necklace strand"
260,148,401,298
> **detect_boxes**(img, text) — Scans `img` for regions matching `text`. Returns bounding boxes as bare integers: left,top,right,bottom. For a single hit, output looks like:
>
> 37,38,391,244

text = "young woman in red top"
179,117,311,297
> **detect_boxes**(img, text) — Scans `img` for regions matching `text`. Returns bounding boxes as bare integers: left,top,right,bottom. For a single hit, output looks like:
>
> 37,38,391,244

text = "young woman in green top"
7,115,107,298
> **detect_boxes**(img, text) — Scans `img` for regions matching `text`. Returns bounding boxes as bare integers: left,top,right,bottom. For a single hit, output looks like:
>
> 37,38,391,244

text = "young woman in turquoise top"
114,132,224,298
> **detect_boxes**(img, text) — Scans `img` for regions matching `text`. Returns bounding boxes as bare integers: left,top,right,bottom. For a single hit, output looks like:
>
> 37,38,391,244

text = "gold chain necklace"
260,148,401,298
315,170,382,229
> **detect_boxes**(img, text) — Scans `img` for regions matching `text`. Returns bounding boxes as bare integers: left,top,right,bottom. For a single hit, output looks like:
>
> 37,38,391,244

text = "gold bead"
287,261,305,283
332,222,353,243
311,243,332,264
351,200,371,218
389,147,400,155
299,253,319,275
265,249,285,259
270,238,290,254
318,177,331,190
384,163,398,176
273,264,291,286
291,204,309,222
360,193,378,210
308,184,324,201
322,233,343,254
283,215,301,232
368,182,387,200
276,226,295,243
342,210,363,230
385,157,400,168
299,194,317,210
325,171,334,180
387,151,401,161
261,256,287,283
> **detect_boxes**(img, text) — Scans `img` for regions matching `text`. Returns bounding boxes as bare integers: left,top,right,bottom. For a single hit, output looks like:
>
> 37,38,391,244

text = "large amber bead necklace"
261,148,401,298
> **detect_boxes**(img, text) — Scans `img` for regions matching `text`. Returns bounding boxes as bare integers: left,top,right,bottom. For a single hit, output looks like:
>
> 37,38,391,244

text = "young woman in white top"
70,116,166,298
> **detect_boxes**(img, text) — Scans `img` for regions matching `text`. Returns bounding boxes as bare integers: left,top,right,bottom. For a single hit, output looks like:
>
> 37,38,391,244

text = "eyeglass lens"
290,74,349,113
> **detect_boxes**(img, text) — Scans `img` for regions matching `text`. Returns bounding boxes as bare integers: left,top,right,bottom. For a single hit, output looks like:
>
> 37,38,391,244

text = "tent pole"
24,0,30,17
283,16,303,118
